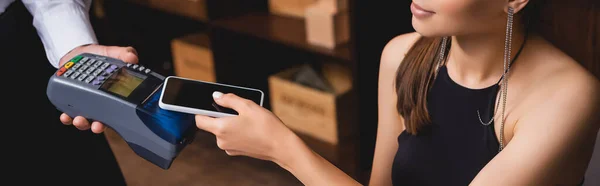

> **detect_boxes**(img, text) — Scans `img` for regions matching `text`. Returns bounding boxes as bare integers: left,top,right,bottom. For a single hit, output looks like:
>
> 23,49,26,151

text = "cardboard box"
268,63,355,164
319,0,349,12
171,33,216,82
148,0,208,21
269,0,318,19
269,0,348,19
305,0,350,49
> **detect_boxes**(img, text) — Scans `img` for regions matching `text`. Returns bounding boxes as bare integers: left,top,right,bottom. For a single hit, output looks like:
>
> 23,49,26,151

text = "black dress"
391,64,502,186
390,39,587,185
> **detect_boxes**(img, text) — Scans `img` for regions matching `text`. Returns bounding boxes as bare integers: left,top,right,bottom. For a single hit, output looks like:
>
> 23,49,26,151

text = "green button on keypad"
72,55,83,63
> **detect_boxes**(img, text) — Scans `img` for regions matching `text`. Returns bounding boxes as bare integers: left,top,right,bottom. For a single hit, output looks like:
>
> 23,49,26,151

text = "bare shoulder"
544,62,600,129
377,32,421,122
378,32,421,99
519,34,600,128
370,32,422,186
380,32,421,70
528,34,599,102
497,35,600,184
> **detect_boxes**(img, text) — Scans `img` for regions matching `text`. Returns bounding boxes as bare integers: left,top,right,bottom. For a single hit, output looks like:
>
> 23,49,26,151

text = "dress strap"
496,30,528,84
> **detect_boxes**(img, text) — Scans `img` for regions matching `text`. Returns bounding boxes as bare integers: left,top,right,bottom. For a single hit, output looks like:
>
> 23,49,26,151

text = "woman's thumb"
213,91,249,111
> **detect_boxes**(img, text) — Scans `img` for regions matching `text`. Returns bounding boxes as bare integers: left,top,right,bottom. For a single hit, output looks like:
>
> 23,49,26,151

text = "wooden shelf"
212,12,353,62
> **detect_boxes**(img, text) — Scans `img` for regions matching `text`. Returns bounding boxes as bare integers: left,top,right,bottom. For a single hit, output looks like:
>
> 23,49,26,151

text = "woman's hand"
58,44,139,133
198,92,362,186
195,91,297,163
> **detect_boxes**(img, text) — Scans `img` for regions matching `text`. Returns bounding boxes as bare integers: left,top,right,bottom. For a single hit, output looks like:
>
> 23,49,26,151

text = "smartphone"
158,76,264,117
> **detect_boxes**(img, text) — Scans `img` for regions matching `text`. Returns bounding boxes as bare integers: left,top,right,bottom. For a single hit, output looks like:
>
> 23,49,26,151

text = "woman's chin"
412,21,430,36
412,19,447,38
412,29,436,38
413,27,446,38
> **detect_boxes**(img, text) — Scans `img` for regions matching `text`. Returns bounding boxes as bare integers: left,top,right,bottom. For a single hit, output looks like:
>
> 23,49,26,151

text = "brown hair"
394,36,446,135
394,1,548,135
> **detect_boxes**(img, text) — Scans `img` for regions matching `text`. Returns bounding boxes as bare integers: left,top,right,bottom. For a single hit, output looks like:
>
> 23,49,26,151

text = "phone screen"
161,77,263,115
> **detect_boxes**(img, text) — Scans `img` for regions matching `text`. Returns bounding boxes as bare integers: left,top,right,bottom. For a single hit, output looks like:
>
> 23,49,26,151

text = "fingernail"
213,91,223,99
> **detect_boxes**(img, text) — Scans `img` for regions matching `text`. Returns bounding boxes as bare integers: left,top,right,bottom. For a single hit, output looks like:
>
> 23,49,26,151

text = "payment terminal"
46,53,197,169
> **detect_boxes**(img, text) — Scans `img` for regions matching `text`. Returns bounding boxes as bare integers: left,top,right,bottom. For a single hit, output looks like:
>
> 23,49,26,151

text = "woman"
68,0,599,185
193,0,600,184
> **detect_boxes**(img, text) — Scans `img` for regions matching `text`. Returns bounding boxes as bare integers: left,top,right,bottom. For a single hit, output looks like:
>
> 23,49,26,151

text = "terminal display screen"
101,68,146,97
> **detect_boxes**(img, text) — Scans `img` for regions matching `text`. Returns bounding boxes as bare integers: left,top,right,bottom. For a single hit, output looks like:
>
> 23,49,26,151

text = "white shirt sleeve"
22,0,97,69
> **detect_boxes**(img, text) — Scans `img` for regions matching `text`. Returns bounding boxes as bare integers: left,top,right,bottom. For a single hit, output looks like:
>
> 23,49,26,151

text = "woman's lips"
411,2,435,18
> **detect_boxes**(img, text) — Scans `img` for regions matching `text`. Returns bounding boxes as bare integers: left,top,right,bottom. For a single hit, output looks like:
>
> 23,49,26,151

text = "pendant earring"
434,37,449,79
438,37,449,68
476,6,514,152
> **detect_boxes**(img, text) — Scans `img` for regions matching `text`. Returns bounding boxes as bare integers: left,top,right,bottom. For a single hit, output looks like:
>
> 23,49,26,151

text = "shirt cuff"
29,2,97,69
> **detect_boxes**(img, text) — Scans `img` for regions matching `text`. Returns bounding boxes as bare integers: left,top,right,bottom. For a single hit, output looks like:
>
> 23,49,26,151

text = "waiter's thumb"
106,46,138,64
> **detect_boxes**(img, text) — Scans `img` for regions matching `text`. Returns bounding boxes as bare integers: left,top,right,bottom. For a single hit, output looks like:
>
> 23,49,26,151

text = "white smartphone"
158,76,264,117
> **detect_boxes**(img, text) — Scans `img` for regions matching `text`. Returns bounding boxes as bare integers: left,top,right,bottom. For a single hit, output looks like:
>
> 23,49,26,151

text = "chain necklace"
478,7,513,152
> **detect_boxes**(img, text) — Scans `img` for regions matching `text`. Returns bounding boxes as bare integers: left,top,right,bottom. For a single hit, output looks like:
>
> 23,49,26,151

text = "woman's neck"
446,25,526,88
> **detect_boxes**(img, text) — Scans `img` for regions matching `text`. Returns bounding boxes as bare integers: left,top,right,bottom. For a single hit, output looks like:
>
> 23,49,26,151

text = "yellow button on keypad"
64,62,74,69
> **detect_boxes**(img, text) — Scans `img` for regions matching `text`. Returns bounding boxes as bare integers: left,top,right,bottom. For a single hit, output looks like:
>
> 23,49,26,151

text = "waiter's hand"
58,44,139,133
